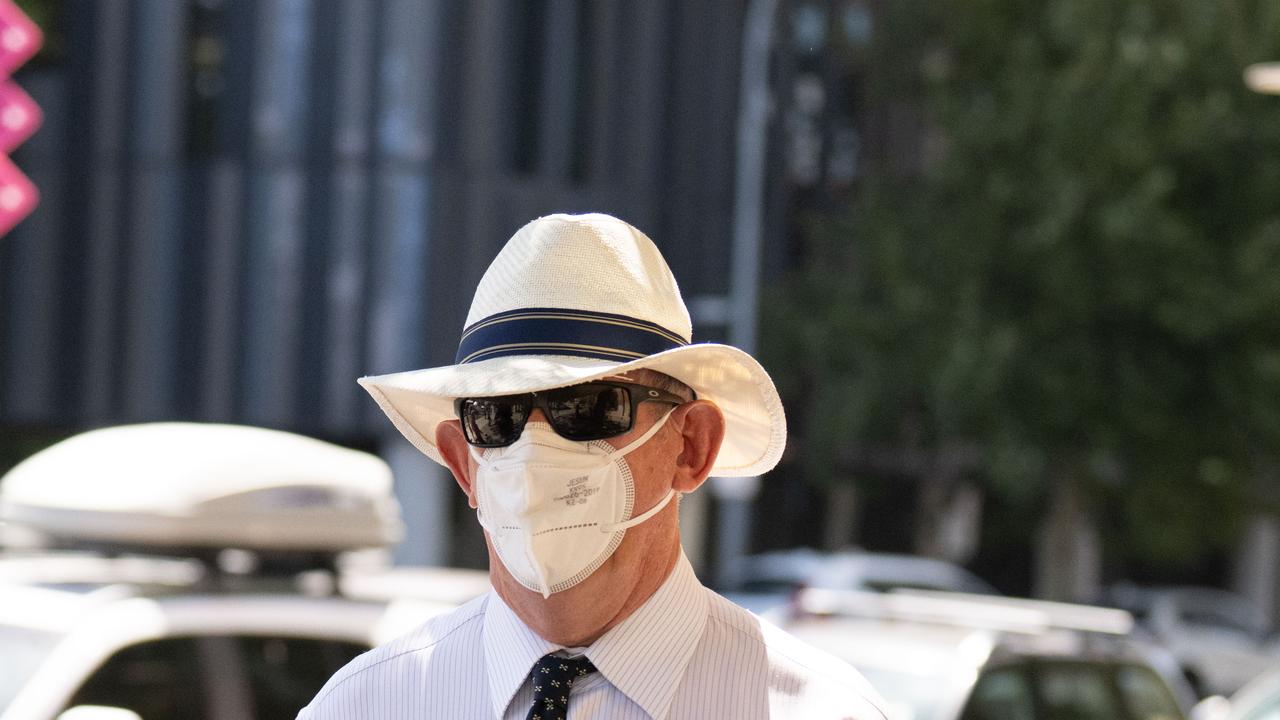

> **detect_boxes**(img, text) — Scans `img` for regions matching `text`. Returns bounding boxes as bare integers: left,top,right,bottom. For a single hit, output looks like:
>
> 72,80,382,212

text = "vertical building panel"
583,0,616,185
322,0,377,433
369,0,448,566
459,1,512,174
199,0,255,422
201,159,244,421
696,1,744,293
123,0,188,420
458,1,519,290
537,0,578,181
81,0,132,422
241,0,312,425
293,0,338,430
366,0,434,379
660,0,740,298
615,3,668,204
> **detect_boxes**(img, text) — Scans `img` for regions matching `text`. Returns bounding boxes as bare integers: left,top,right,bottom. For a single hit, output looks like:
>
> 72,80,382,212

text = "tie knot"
532,652,596,681
526,654,596,720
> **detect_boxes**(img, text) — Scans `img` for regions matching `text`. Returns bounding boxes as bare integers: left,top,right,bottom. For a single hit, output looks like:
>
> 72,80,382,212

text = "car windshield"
0,623,62,712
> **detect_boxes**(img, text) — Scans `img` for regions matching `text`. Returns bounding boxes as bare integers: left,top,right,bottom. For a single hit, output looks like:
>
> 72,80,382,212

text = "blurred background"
1,0,1280,697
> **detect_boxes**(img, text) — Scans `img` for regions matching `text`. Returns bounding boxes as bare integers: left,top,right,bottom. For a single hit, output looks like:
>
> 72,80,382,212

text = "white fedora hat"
358,213,786,477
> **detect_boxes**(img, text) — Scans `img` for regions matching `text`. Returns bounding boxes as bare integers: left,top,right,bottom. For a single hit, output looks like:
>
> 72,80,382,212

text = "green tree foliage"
764,0,1280,568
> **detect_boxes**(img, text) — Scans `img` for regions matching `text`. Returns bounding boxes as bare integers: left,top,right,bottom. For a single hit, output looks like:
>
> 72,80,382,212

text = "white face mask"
469,412,677,598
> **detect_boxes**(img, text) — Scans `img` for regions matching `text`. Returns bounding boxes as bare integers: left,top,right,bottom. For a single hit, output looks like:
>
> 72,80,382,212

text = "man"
300,213,886,719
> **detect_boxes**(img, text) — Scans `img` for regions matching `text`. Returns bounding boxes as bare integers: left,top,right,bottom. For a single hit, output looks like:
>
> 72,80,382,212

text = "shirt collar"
482,593,560,719
584,551,708,720
482,551,709,720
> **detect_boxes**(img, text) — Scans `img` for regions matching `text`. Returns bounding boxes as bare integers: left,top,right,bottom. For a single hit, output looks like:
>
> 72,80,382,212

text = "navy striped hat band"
455,307,690,365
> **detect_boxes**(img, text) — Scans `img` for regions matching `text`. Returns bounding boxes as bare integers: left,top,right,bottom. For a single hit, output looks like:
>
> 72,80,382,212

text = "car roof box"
0,423,403,557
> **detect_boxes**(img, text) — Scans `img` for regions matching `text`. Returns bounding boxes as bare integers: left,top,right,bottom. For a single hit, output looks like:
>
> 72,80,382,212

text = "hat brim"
358,343,786,477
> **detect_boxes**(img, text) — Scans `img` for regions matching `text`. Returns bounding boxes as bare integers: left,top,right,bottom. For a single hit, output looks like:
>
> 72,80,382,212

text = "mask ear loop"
610,407,675,457
597,407,680,533
599,488,676,533
470,447,497,534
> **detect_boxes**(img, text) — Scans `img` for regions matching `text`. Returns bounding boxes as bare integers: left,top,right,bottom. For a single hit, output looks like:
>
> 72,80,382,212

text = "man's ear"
436,419,478,509
671,400,726,493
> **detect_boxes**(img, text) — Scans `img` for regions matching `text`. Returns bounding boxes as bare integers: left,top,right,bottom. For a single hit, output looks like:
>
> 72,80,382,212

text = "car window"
66,637,211,720
1037,663,1122,720
1115,664,1183,720
65,635,367,720
238,636,367,717
961,668,1035,720
0,624,62,713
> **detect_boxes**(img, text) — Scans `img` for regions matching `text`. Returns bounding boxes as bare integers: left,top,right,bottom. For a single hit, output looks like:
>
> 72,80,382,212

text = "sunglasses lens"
460,396,530,446
545,384,632,441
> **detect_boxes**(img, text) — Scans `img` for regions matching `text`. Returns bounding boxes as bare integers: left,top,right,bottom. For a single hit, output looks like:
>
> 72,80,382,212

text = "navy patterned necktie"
526,653,597,720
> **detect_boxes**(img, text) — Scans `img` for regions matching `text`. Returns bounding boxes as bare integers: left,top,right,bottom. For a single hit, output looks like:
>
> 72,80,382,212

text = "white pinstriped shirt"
299,552,888,719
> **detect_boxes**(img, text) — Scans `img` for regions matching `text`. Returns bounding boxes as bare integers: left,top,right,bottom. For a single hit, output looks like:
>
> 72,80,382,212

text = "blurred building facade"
0,0,754,568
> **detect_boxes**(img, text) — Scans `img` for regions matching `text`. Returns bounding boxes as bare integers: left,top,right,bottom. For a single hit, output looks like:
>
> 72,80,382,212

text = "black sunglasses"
454,380,690,447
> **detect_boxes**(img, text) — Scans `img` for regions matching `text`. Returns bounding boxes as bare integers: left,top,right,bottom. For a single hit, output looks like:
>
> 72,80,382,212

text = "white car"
1193,666,1280,720
0,423,490,720
1103,583,1279,697
777,587,1196,720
